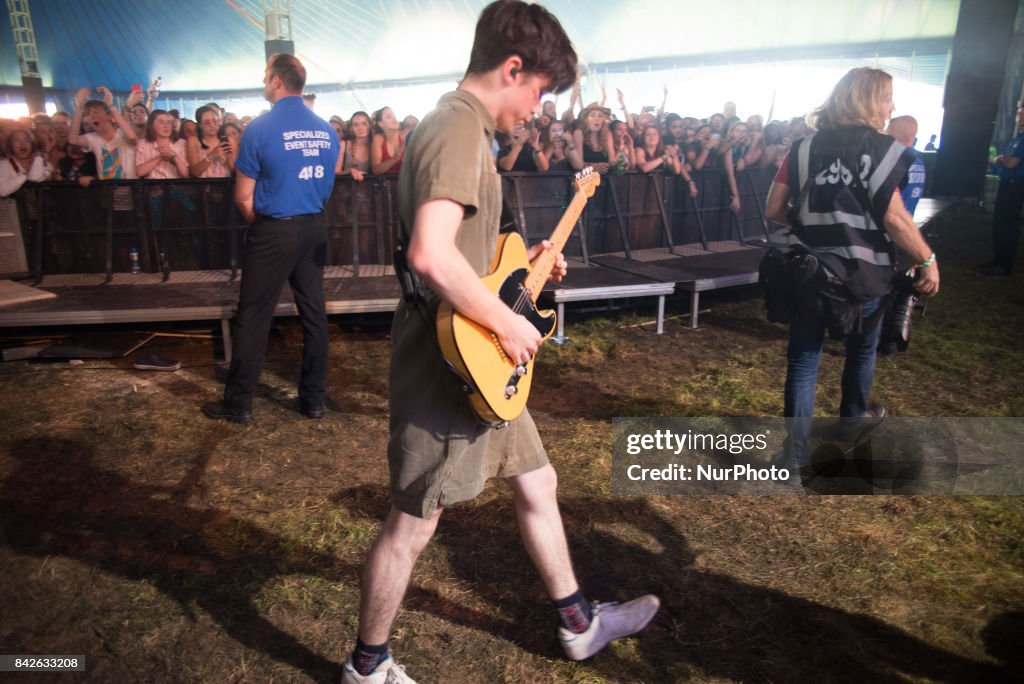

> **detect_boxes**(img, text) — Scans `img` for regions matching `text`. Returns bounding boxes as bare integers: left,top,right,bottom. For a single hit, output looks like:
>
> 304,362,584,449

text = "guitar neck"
523,188,587,302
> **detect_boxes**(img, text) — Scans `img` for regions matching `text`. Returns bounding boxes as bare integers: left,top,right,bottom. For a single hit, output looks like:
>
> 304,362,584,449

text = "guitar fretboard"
523,189,587,302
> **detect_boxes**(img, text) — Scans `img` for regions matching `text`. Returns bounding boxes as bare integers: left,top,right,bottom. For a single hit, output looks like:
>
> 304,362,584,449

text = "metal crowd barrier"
10,168,777,283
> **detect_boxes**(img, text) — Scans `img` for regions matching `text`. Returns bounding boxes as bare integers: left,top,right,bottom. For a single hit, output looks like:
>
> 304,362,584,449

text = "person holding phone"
216,121,243,173
610,120,635,172
720,121,750,212
497,119,548,172
541,119,571,171
186,105,230,178
127,85,149,136
688,124,721,171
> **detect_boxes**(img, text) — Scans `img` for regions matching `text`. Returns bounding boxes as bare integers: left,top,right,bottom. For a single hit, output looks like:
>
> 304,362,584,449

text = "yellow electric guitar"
437,168,600,425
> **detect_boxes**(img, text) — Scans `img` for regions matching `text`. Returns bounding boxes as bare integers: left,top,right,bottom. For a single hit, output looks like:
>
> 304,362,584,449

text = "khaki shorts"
386,304,548,519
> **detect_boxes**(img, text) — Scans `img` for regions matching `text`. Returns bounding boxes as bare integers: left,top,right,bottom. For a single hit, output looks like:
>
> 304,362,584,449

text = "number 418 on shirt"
298,165,325,180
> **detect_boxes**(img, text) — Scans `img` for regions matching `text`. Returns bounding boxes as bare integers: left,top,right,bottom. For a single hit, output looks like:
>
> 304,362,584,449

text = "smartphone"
710,133,722,140
131,84,143,95
641,105,655,113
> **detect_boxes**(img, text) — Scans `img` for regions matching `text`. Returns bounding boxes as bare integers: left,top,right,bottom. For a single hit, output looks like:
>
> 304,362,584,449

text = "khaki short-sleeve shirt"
397,90,501,279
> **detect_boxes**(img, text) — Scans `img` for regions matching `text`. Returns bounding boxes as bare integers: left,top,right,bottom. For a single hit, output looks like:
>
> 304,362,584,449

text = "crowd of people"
1,76,836,216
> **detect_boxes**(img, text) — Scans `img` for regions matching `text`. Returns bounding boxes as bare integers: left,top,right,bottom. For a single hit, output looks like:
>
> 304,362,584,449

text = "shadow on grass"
335,484,1012,683
0,436,350,684
1,439,1012,683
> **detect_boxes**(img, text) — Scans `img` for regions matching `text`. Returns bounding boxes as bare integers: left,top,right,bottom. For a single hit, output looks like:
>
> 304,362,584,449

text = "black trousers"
223,213,329,412
992,177,1024,270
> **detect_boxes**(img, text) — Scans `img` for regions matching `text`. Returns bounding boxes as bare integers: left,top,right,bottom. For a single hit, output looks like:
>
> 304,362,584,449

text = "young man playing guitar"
342,2,660,682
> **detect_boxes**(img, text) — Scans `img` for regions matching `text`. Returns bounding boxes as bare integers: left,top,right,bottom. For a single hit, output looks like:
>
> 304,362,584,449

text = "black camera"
878,272,919,354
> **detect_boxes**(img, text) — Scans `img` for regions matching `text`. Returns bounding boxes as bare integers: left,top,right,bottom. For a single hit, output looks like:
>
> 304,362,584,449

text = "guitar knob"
515,364,527,377
505,385,518,398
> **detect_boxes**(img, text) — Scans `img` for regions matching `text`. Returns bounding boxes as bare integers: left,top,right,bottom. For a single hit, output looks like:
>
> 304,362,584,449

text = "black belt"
257,211,321,222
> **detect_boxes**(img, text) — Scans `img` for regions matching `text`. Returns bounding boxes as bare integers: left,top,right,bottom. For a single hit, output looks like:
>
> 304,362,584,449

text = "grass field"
0,204,1022,683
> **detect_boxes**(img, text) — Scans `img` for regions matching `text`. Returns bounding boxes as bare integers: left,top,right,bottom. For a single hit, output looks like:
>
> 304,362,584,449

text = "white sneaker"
341,655,417,684
559,595,661,661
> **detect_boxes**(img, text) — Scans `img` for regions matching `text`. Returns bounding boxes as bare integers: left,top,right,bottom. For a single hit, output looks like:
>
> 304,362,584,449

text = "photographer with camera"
764,67,940,479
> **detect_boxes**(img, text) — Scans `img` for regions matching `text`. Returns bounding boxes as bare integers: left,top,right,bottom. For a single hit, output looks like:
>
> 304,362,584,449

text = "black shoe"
299,403,324,420
202,400,252,424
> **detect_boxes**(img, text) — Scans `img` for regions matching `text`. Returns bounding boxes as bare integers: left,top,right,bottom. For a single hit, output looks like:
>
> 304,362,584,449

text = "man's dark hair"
269,53,306,94
465,0,577,95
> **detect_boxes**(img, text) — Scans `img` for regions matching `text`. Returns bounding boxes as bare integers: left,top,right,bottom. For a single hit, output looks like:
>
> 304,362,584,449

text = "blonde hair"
811,67,893,132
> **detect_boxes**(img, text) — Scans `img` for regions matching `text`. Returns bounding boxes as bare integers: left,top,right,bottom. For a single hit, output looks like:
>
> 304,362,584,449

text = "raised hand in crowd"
125,88,145,116
97,86,137,143
617,88,635,131
73,87,90,111
97,86,114,108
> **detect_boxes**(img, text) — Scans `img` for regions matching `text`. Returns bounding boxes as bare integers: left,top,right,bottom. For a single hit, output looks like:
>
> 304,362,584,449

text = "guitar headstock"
573,167,601,198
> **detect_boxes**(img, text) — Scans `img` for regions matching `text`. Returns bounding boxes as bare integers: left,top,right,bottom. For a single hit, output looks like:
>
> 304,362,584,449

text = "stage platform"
591,242,767,329
543,259,677,338
0,199,957,353
0,265,401,361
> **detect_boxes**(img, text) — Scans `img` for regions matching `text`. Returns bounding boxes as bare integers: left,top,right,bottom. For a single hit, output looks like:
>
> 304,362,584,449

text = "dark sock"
554,589,593,634
352,638,389,676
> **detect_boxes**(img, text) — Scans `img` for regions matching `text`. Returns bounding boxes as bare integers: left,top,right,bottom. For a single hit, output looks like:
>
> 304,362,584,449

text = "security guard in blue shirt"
204,53,340,424
980,105,1024,276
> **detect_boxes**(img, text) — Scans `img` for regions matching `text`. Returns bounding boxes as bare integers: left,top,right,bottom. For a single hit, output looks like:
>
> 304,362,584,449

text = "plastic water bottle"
130,247,140,274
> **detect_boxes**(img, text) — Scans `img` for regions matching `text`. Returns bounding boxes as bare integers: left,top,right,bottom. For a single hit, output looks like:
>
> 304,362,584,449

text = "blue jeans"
782,297,882,466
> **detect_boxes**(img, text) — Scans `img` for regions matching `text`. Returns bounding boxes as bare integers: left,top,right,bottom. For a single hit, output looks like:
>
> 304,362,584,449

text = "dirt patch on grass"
1,206,1022,682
